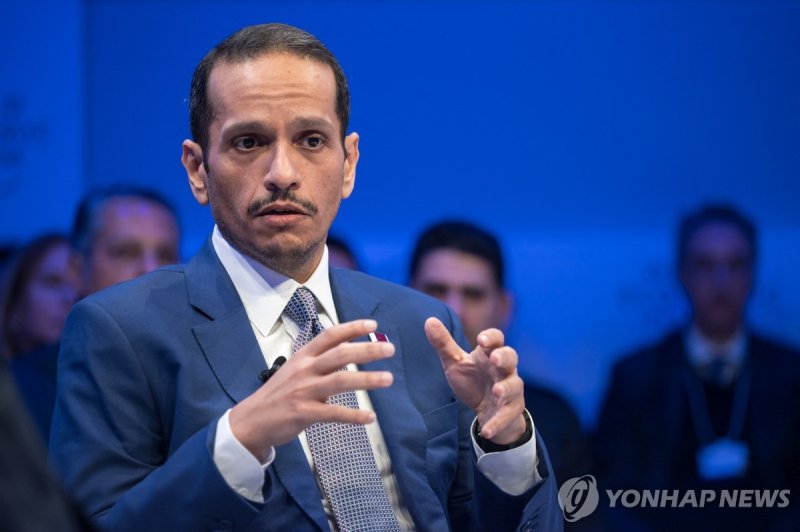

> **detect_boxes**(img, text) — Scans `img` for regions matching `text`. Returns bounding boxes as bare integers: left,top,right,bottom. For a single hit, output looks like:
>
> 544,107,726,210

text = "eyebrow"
220,121,272,140
288,116,336,132
222,117,335,138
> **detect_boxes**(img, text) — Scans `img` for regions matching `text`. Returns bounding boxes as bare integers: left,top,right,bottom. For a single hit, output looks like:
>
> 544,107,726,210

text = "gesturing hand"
229,319,394,462
424,317,526,445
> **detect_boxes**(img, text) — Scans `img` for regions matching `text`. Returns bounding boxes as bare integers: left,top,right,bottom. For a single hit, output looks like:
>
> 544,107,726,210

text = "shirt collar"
211,226,339,336
685,324,747,369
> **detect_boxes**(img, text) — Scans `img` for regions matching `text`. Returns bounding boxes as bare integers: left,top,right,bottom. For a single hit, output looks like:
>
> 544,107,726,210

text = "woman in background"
1,233,78,441
0,234,78,360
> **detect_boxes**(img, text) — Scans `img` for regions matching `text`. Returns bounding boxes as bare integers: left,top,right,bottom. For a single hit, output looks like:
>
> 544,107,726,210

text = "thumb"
424,317,465,368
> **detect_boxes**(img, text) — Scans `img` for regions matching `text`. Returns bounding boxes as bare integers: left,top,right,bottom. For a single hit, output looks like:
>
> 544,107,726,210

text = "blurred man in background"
595,203,800,531
12,186,181,442
71,186,180,296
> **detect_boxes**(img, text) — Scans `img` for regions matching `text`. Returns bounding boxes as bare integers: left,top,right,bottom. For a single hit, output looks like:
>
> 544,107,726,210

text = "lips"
256,202,308,217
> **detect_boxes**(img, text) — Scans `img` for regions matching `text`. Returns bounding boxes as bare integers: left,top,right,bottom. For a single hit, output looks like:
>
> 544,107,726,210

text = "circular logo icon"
558,474,599,522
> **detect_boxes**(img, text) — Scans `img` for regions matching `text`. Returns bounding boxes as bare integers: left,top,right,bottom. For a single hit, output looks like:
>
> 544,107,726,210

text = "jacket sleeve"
50,299,262,532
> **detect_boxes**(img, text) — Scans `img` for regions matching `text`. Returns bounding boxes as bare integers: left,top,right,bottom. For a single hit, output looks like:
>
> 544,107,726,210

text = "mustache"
247,191,319,217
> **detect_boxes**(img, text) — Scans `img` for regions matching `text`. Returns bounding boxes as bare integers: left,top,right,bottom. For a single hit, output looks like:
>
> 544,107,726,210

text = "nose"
443,292,464,317
60,283,78,307
710,264,735,287
139,253,161,275
264,141,300,192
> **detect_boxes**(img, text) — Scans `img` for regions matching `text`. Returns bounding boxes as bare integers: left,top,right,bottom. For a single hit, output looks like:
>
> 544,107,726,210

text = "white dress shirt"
685,325,746,386
209,227,539,529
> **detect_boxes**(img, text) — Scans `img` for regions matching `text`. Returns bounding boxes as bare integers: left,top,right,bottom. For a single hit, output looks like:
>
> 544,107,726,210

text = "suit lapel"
331,270,445,525
185,240,266,403
743,337,774,476
651,333,691,487
272,439,328,528
185,240,327,528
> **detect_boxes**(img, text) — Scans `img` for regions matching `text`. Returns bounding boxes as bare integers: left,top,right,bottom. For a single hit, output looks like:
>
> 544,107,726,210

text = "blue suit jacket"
51,240,560,531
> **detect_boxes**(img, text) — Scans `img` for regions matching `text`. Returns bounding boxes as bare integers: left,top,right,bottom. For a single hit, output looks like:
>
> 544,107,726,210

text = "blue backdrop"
2,0,799,424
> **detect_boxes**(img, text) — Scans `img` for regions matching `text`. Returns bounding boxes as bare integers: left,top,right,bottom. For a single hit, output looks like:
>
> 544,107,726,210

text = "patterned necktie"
283,287,400,532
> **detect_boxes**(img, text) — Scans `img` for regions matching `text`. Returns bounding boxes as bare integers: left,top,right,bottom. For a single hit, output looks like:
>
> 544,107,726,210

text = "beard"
216,216,326,280
210,188,333,281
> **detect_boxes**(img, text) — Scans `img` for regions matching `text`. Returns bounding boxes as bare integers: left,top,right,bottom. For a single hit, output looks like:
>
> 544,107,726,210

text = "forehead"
37,242,72,271
97,198,177,239
207,52,338,125
686,221,751,258
417,249,497,287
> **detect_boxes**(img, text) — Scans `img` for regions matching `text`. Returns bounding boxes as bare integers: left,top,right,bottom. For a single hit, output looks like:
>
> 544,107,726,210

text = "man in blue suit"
51,23,560,531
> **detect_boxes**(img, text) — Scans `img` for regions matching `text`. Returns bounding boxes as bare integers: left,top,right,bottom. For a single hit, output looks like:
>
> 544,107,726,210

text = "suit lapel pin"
369,332,390,343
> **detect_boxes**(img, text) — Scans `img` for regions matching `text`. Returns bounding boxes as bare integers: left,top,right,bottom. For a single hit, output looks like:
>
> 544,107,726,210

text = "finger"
424,317,465,367
476,328,505,353
480,407,526,442
312,403,378,426
480,374,524,439
313,368,394,400
296,319,378,360
491,373,524,401
315,340,395,374
488,346,518,374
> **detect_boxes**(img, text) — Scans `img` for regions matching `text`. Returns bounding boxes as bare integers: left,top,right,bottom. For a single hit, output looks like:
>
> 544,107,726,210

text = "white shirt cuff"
471,410,542,495
213,409,274,503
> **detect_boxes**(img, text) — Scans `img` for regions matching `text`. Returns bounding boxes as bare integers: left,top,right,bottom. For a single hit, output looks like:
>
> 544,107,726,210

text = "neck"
694,320,742,345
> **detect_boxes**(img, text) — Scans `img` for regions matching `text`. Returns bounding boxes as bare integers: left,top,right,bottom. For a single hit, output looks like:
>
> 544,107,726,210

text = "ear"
75,253,93,298
341,132,359,199
497,289,514,331
68,249,81,276
182,139,209,205
677,264,690,295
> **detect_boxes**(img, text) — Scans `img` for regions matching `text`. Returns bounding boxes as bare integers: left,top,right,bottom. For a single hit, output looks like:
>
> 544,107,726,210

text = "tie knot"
702,357,730,387
284,287,318,326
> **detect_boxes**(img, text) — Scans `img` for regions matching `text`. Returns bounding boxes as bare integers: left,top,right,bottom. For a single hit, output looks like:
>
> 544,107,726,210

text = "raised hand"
424,317,526,445
229,319,394,461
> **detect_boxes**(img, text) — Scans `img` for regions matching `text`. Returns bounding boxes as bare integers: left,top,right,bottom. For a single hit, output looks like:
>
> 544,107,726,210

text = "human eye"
157,246,179,265
421,283,448,299
462,287,487,303
108,243,141,261
300,133,326,150
232,136,261,151
728,257,751,275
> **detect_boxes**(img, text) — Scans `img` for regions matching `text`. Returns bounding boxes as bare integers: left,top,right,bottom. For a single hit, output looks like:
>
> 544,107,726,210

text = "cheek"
686,279,711,297
209,180,249,217
26,285,53,310
14,292,51,331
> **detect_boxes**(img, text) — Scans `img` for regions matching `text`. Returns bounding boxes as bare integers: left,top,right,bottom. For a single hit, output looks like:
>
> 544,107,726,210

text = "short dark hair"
677,203,757,268
71,186,178,257
189,23,350,153
410,220,505,288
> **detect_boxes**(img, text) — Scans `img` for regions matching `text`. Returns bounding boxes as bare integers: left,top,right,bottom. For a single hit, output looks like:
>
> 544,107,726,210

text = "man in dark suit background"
51,23,560,531
595,204,800,531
